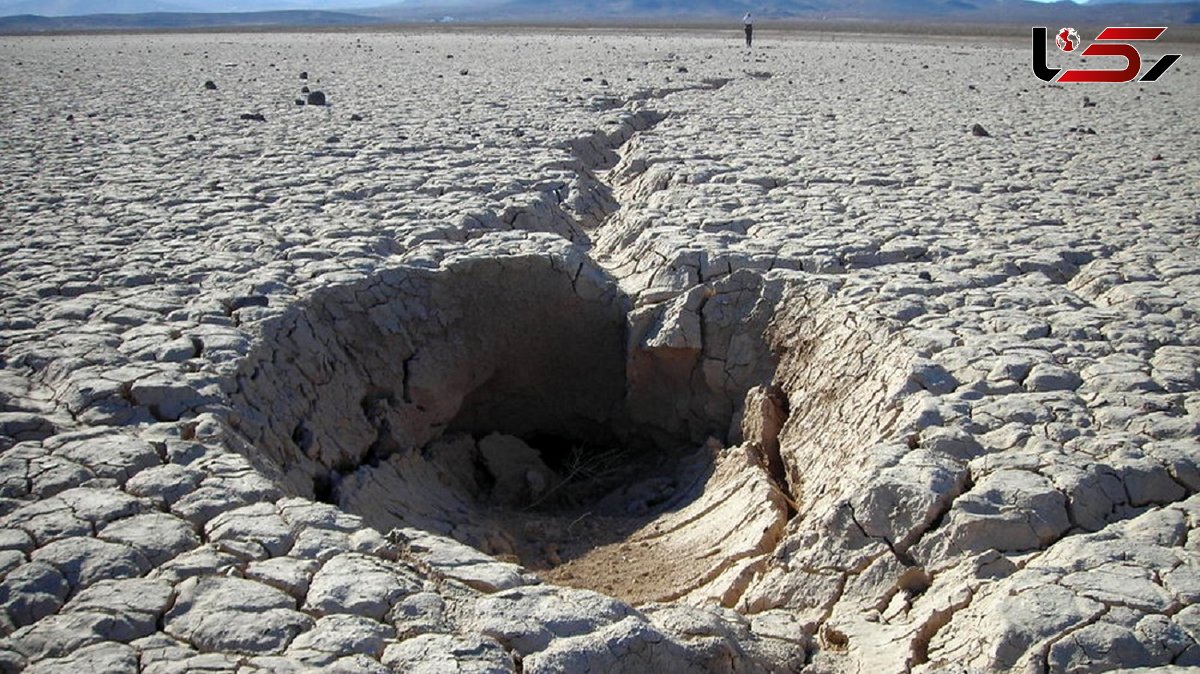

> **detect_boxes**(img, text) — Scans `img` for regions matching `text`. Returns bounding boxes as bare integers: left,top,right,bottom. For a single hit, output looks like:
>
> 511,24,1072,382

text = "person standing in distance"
743,12,753,47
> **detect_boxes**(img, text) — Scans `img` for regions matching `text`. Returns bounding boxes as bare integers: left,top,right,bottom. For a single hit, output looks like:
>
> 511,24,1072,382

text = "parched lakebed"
1,28,1199,673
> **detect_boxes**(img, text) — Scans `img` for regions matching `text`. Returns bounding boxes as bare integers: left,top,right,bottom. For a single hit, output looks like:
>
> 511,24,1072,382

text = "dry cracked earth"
0,27,1198,674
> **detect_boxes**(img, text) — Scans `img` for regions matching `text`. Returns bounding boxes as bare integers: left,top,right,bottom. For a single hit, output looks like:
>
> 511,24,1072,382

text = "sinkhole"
228,237,794,605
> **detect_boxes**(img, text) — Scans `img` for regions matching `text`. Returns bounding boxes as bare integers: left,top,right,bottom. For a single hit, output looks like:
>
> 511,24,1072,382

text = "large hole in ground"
229,237,793,605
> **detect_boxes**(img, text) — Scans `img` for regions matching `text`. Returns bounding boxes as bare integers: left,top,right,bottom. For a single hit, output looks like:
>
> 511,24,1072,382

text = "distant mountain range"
0,0,374,13
363,0,1200,22
0,9,381,29
1,0,1198,30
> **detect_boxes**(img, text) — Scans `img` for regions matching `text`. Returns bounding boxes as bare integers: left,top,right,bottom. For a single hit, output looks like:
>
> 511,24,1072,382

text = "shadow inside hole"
228,242,774,605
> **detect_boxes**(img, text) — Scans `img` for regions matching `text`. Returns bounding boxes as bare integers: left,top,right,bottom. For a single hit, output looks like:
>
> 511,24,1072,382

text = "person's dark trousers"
745,25,753,47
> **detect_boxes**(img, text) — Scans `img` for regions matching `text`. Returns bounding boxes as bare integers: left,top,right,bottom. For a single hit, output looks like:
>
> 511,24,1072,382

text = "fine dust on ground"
468,439,724,606
507,512,676,605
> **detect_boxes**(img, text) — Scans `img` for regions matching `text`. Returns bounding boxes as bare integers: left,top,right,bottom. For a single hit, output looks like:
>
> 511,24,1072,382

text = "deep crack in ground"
227,85,804,606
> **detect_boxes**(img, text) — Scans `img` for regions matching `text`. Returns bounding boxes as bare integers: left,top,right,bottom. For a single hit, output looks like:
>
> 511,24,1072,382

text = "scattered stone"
971,123,990,137
306,91,326,106
477,433,554,506
203,80,217,90
240,112,266,122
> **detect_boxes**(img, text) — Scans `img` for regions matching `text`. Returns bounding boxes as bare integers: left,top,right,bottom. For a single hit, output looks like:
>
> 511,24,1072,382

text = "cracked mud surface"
1,28,1199,673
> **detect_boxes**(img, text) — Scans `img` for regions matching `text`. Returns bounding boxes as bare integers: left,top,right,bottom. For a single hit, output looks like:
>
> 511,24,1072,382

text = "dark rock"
971,123,990,137
349,113,363,121
1083,96,1096,108
299,71,308,80
295,99,305,106
240,112,266,122
65,114,73,121
1151,153,1164,161
229,295,268,311
186,134,196,141
600,79,609,86
203,80,217,90
306,91,326,106
582,77,593,82
676,66,688,73
459,69,468,76
325,136,340,143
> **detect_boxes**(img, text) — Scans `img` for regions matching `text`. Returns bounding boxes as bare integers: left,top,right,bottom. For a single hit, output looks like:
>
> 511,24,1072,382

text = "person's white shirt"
743,13,752,25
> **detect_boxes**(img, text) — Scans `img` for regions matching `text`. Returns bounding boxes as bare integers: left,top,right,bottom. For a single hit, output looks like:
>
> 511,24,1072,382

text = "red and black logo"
1033,26,1181,83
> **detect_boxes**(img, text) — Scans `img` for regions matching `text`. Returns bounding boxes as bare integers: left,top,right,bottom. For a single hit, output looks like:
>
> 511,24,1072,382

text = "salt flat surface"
0,29,1198,673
